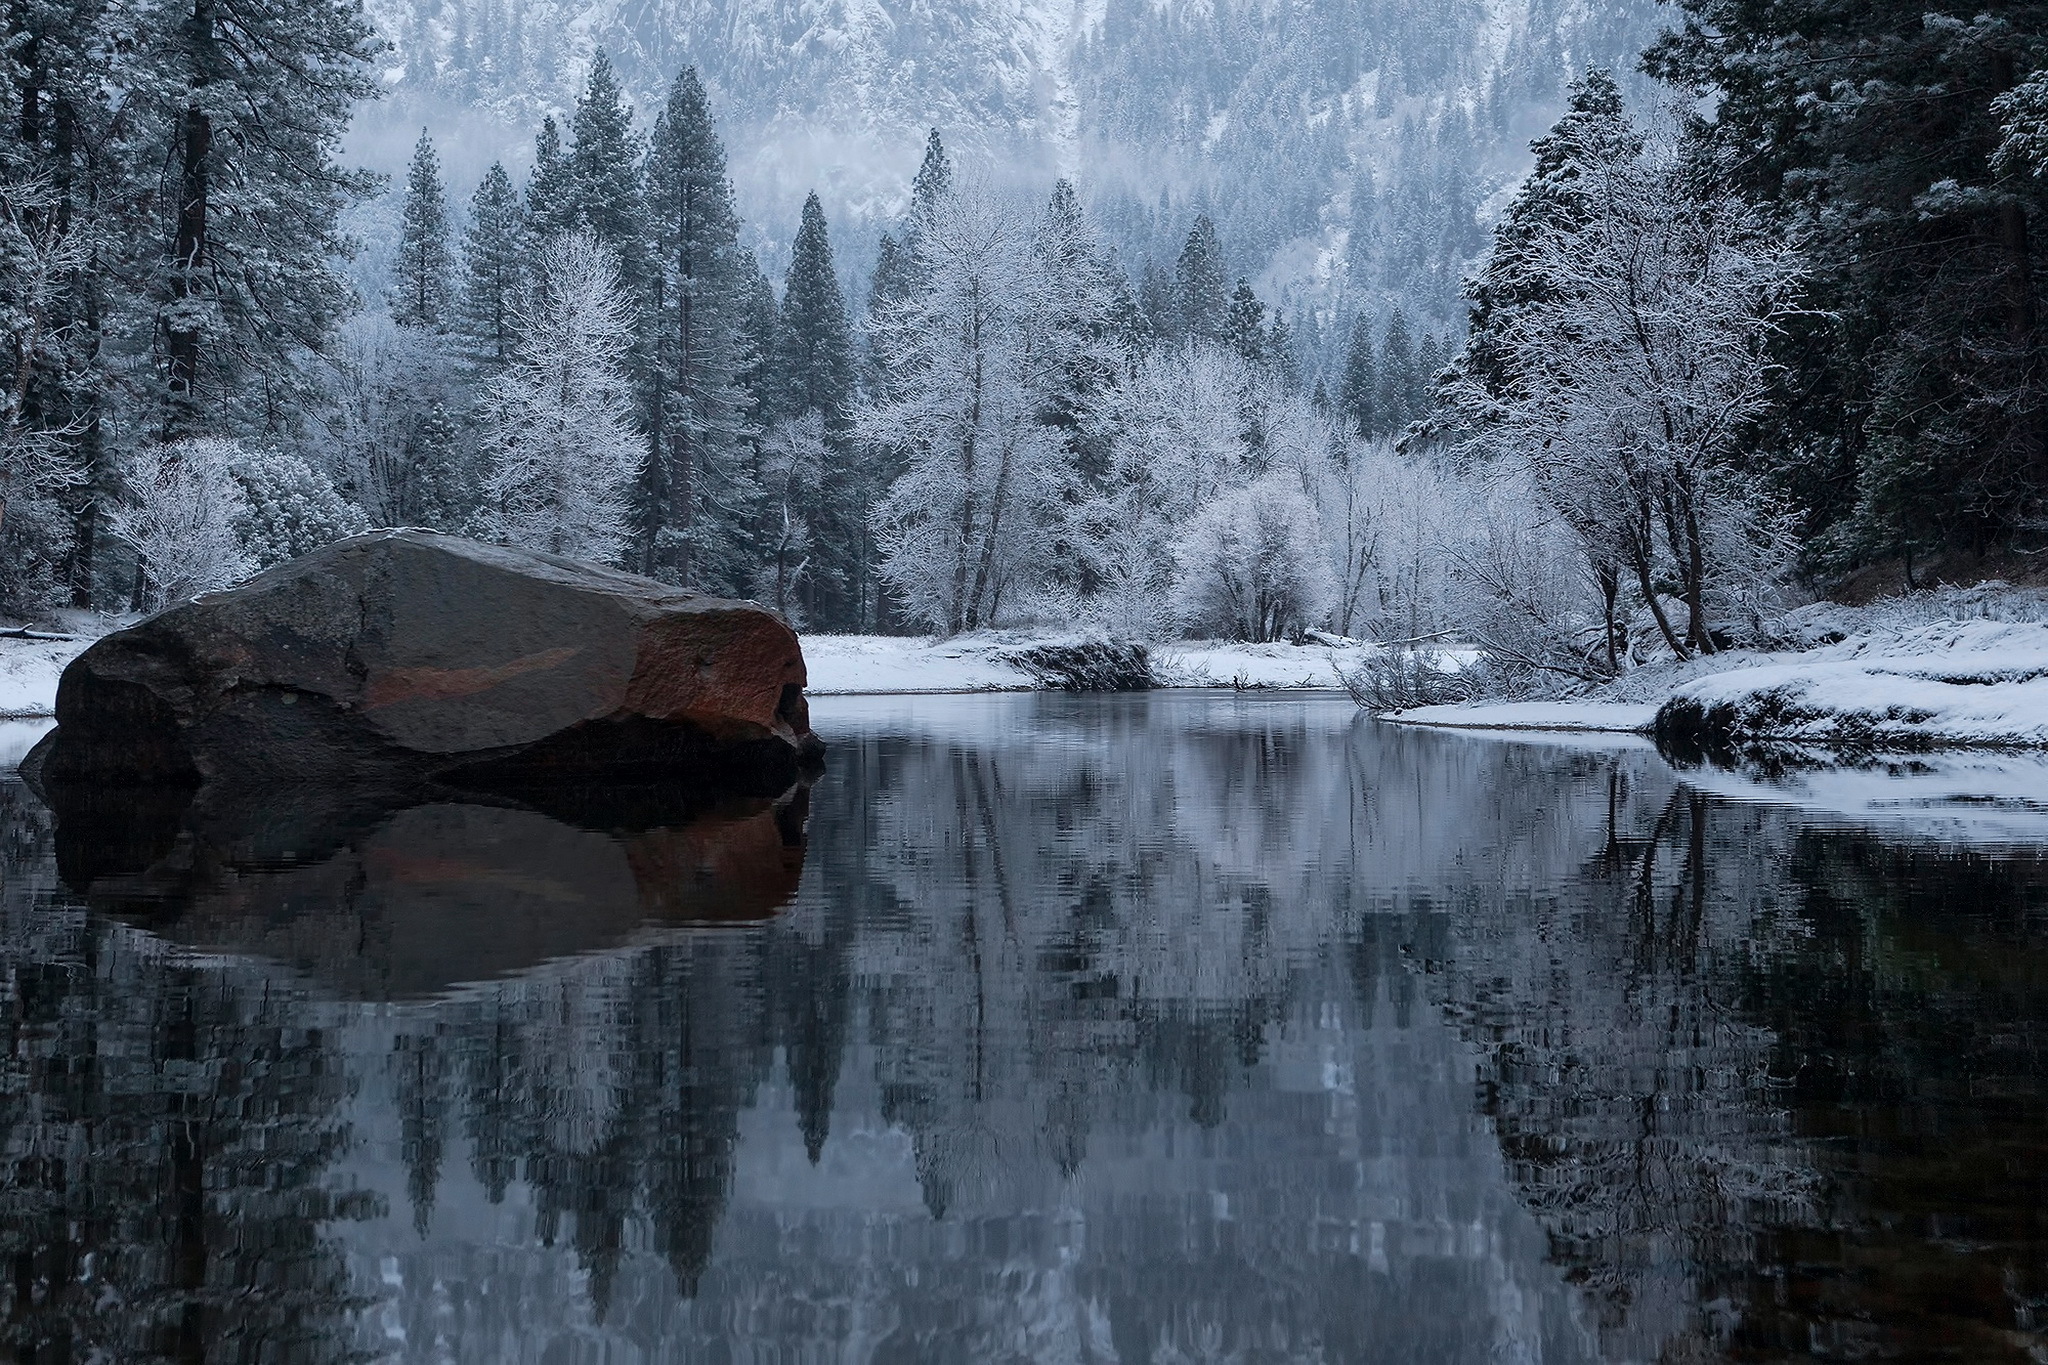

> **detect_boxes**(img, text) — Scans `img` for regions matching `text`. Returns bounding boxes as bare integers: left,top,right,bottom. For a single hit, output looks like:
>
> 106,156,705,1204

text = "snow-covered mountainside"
356,0,1664,330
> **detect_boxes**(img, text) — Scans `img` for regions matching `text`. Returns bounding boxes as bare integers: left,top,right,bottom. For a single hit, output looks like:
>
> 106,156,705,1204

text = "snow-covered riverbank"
1387,588,2048,750
801,634,1364,694
0,628,1365,719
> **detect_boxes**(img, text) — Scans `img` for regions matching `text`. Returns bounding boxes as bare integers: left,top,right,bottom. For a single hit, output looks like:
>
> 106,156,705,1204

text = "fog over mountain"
354,0,1664,349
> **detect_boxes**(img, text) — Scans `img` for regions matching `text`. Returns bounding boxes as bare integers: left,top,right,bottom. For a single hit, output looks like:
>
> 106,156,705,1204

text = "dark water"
2,693,2047,1364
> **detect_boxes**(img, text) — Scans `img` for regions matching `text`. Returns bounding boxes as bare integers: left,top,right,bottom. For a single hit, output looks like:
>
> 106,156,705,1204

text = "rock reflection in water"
44,778,810,998
0,695,2046,1363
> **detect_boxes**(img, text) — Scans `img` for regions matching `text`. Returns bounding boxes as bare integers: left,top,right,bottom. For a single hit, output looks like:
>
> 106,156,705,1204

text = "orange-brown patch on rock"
363,645,583,709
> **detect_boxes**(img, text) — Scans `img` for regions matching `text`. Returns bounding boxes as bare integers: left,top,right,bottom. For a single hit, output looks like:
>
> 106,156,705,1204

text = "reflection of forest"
4,695,2048,1363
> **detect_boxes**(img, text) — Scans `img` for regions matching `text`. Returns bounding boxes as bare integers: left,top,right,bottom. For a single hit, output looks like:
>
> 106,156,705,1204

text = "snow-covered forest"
5,0,2048,688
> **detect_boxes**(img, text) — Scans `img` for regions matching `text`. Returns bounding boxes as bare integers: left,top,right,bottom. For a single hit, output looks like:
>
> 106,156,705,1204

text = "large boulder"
26,529,821,796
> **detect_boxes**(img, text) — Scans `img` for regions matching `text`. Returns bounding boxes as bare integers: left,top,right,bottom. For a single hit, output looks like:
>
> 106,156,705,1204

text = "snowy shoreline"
1385,595,2048,750
0,630,1365,720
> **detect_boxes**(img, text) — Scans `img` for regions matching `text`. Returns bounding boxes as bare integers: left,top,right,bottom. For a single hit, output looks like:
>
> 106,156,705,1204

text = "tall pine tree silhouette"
775,192,857,625
392,130,454,329
525,116,574,239
640,66,755,589
1173,216,1229,345
460,162,526,364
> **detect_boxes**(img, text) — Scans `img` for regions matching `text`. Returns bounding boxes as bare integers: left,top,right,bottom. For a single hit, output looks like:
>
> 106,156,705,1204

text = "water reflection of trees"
8,697,2048,1363
0,786,376,1364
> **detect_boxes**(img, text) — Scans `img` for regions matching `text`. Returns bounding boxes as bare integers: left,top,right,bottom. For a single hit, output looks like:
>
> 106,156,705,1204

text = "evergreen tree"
1457,69,1639,407
142,0,381,434
863,231,917,400
460,162,526,365
777,195,855,427
1224,278,1267,365
1340,315,1379,438
908,128,953,232
1378,310,1417,433
567,50,643,256
392,131,455,330
737,253,780,425
1650,10,2048,556
1268,311,1301,387
525,116,574,239
776,193,858,625
1174,216,1229,344
639,66,755,589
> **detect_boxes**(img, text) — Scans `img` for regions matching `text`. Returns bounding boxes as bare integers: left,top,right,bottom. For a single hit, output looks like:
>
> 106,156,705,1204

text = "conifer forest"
4,0,2048,666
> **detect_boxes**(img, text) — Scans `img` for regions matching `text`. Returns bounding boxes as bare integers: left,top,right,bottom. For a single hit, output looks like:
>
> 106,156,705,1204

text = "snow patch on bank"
0,636,91,719
1658,619,2048,748
1384,592,2048,750
804,633,1367,694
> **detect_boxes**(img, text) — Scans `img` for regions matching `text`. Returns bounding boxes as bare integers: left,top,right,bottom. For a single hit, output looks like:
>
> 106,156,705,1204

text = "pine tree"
1340,315,1379,438
864,231,917,400
392,131,455,330
1224,278,1267,366
567,50,643,256
908,129,953,232
1651,5,2048,556
460,163,526,365
737,253,779,425
1174,216,1229,344
639,66,755,590
1378,310,1417,433
1457,69,1639,407
525,116,574,239
777,194,855,427
143,0,381,434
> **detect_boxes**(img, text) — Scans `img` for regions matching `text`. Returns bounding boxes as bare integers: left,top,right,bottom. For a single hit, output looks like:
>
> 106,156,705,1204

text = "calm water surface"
2,692,2047,1363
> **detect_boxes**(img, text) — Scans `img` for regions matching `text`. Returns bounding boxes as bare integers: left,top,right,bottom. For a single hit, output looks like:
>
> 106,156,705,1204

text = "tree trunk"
164,0,215,436
1628,515,1688,660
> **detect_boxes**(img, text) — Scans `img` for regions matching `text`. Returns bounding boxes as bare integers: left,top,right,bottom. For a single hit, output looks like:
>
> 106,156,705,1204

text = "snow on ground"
1659,618,2048,747
0,630,1363,716
0,635,91,719
801,634,1038,694
1387,588,2048,750
804,633,1365,694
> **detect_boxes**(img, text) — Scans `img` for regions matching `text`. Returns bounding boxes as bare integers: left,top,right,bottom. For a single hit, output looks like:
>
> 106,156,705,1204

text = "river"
1,692,2045,1362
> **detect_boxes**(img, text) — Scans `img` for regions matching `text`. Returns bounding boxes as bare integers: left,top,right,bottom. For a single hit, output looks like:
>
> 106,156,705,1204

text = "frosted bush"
108,439,254,609
1174,473,1336,642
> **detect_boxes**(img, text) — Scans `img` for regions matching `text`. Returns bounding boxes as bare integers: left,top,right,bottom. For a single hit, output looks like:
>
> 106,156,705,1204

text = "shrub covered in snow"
1174,474,1336,643
108,440,255,609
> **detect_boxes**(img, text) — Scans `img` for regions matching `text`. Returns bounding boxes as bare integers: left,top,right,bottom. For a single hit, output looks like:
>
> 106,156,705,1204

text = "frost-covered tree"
0,170,86,549
861,186,1075,633
477,234,642,564
753,411,827,623
392,131,455,330
460,163,526,364
1174,472,1335,642
109,439,254,608
1441,118,1806,662
226,446,368,568
139,0,380,435
319,314,472,529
